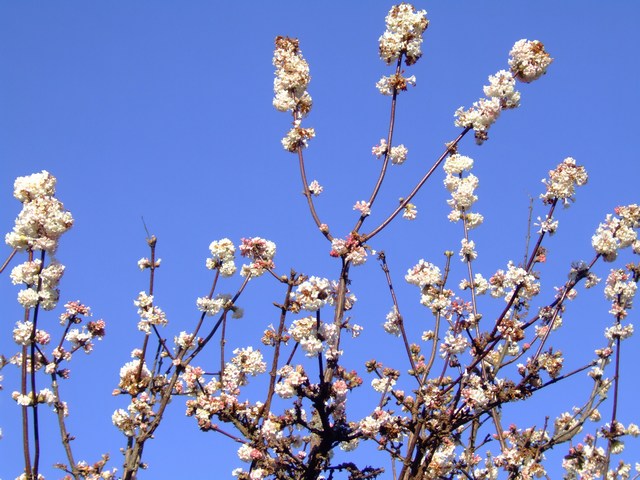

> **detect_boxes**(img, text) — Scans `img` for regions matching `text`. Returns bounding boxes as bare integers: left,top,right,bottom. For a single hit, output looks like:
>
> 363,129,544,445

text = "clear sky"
1,2,639,478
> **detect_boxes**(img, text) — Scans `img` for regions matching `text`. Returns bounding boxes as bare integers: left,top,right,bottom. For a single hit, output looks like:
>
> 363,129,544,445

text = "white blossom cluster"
10,259,65,310
490,262,540,302
509,39,553,83
308,180,323,196
540,157,588,206
604,269,637,320
272,36,311,119
455,40,551,144
406,259,453,312
443,154,484,231
273,36,315,152
592,204,640,262
274,365,307,399
293,276,331,311
288,316,339,359
376,73,416,96
6,171,74,253
371,138,409,164
405,259,442,288
378,3,428,66
134,291,168,334
207,238,237,277
197,293,232,316
383,306,401,336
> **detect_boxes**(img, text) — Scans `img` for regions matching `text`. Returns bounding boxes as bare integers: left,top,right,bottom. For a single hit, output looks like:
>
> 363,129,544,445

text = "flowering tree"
1,3,639,479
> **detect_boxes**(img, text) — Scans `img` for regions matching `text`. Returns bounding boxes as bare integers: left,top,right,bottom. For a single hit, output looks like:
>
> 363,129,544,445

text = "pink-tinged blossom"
540,157,588,206
509,39,553,83
308,180,323,196
379,4,429,66
240,237,276,277
562,434,607,479
65,328,94,353
59,301,91,324
359,407,391,438
330,235,368,266
353,200,371,217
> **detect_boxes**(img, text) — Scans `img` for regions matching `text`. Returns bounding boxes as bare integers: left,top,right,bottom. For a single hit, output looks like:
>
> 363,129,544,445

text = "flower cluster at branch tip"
207,238,237,277
509,39,553,83
239,237,276,277
353,200,371,217
377,4,427,96
540,157,588,206
455,40,550,144
273,36,315,151
6,171,74,253
592,204,640,262
379,4,428,66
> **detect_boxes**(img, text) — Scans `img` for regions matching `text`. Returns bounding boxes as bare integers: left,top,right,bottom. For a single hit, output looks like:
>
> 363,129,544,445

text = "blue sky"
1,2,639,478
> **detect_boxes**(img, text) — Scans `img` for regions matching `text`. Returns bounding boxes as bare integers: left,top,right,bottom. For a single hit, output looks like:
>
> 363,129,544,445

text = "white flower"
509,39,553,83
379,4,429,66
